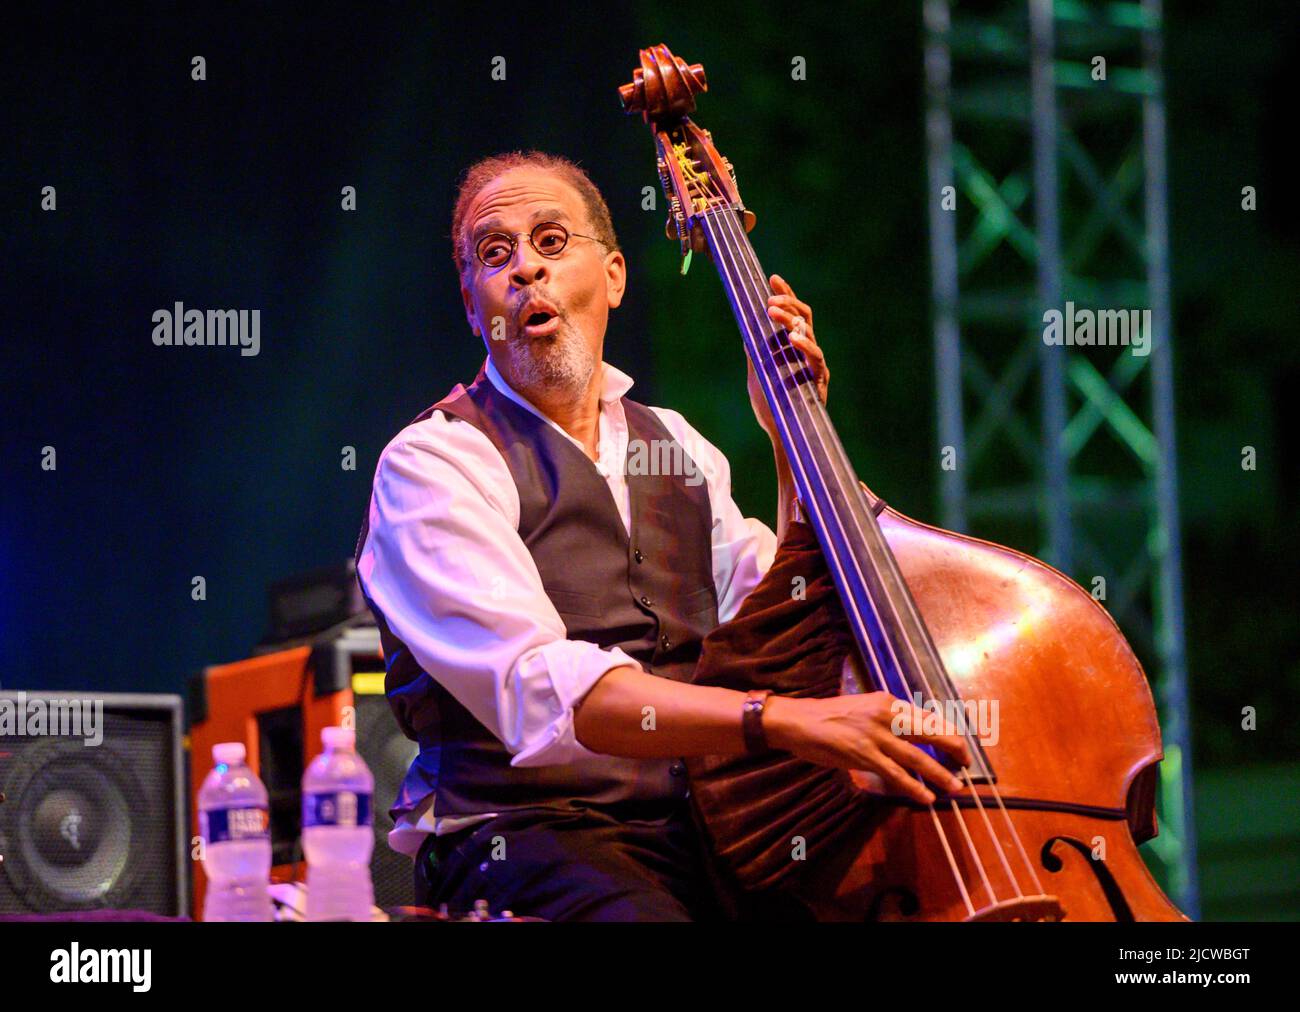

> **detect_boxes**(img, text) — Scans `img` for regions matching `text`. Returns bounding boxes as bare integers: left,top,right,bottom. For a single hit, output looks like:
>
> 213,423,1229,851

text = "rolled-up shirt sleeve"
356,415,639,768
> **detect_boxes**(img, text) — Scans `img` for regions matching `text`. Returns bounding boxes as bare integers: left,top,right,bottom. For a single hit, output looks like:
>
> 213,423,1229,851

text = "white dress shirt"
356,356,777,857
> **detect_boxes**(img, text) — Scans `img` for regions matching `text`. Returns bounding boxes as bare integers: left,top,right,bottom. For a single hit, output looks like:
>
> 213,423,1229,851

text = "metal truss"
923,0,1198,915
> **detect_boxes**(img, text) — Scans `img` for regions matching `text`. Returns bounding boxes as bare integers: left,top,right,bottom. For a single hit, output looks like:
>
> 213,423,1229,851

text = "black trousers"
413,800,732,922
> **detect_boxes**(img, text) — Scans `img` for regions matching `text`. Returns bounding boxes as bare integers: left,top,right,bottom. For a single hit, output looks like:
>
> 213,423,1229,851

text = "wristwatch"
742,689,774,754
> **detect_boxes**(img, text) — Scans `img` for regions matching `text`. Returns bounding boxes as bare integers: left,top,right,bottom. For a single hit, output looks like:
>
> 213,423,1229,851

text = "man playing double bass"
355,150,970,922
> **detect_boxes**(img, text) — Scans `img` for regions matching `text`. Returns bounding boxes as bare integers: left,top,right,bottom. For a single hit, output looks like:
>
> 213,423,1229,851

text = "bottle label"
202,806,270,844
303,790,372,829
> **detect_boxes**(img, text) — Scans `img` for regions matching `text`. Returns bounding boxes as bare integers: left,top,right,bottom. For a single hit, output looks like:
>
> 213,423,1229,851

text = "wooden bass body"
687,506,1187,922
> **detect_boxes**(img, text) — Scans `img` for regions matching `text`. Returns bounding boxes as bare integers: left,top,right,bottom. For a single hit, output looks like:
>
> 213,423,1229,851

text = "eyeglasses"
474,221,608,269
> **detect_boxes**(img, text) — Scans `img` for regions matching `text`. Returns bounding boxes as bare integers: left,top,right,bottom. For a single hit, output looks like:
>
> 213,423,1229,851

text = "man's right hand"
764,690,972,806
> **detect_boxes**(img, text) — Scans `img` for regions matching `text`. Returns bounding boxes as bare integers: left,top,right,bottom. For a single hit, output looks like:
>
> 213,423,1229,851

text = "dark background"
4,2,1297,916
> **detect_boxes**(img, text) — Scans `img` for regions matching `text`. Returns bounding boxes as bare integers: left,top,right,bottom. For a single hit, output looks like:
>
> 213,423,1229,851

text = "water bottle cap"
322,726,355,751
213,741,246,765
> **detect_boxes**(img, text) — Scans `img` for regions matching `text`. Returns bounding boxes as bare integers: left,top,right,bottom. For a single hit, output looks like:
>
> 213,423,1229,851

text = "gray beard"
504,318,596,403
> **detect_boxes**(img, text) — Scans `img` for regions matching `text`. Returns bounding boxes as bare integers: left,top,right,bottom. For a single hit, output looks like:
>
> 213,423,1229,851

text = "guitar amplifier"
188,626,415,918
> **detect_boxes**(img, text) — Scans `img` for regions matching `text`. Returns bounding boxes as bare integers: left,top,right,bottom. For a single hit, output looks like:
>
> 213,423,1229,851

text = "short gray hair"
450,150,620,278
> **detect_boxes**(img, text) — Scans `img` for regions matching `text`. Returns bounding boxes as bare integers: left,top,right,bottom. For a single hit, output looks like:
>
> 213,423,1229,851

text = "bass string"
698,205,955,720
686,186,915,705
707,197,1051,905
693,168,1043,910
685,192,905,718
695,205,988,914
704,203,1027,911
696,188,941,721
707,213,966,732
708,198,1050,906
694,201,918,704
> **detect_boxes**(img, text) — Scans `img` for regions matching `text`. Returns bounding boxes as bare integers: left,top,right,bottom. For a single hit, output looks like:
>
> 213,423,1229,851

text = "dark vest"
355,364,719,823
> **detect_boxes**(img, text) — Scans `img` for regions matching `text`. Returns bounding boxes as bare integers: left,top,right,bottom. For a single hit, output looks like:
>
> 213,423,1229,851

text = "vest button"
660,635,672,650
640,595,654,607
669,761,686,777
634,549,644,564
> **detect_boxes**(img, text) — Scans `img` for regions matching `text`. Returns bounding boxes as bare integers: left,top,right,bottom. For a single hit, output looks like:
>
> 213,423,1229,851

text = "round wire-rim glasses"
475,221,608,269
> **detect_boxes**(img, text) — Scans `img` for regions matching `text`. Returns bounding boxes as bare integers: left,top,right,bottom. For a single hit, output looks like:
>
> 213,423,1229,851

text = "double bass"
618,44,1187,922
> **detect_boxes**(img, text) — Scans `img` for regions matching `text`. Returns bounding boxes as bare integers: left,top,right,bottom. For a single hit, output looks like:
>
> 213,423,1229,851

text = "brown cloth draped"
686,519,882,894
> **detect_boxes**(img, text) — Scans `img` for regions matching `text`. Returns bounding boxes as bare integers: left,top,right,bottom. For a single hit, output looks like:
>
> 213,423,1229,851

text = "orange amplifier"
187,626,384,919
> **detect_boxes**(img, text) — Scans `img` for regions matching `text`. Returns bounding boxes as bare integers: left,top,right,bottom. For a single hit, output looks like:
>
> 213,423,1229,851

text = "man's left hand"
748,273,829,442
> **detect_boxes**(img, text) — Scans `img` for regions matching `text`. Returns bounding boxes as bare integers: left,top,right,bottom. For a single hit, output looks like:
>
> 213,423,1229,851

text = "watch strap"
742,689,774,754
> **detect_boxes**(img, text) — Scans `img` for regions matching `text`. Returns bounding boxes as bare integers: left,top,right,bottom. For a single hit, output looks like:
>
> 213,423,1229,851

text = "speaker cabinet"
351,672,419,911
0,692,187,917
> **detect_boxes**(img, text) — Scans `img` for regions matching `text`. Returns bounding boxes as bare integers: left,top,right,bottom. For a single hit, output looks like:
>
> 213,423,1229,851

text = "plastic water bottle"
199,741,273,922
302,726,375,921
